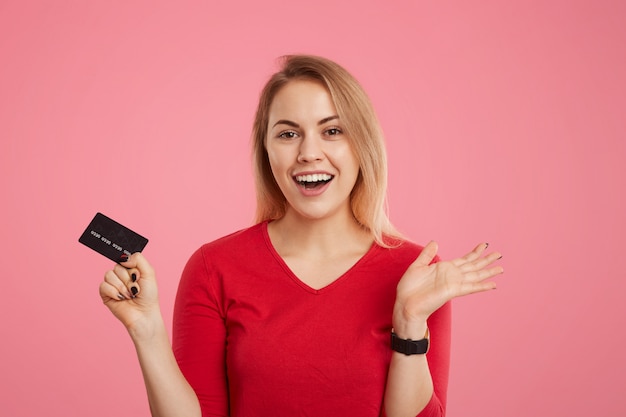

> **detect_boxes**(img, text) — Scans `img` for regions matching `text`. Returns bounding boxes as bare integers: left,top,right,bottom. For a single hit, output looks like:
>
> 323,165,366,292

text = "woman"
100,55,503,417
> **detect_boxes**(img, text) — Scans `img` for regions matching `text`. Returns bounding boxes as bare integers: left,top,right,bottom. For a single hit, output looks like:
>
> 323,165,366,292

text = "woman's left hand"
393,241,503,334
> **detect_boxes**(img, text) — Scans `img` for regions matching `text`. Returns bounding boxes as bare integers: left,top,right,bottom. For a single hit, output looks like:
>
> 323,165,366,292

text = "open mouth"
294,173,334,190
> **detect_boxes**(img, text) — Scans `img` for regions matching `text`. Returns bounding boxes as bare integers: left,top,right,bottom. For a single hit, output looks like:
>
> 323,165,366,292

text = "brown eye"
325,128,342,136
278,131,298,139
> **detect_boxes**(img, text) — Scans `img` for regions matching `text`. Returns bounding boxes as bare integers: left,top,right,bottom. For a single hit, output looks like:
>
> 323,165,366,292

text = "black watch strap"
390,330,429,355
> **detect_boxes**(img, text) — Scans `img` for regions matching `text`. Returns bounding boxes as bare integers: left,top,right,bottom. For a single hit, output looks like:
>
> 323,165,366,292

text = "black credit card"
78,212,149,263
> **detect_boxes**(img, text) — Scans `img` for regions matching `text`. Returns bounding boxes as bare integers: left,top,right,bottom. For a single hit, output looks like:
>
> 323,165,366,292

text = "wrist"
392,305,428,340
127,310,166,343
392,321,428,340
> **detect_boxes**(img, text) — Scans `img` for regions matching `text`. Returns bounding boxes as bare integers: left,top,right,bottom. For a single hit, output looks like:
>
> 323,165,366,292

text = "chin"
289,204,348,223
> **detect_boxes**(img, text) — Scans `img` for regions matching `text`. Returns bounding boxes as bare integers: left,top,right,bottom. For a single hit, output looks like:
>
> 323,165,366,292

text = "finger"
113,263,140,285
103,271,132,300
466,265,505,283
412,241,439,268
113,263,132,282
99,281,126,301
119,252,154,281
452,242,489,267
461,251,503,273
458,279,498,297
118,255,150,297
110,264,139,298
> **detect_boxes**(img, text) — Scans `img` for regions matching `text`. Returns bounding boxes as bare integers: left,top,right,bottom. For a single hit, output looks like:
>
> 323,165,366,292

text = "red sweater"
172,222,450,417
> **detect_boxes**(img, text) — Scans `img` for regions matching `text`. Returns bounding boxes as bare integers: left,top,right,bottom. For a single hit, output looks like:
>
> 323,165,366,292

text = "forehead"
268,79,337,122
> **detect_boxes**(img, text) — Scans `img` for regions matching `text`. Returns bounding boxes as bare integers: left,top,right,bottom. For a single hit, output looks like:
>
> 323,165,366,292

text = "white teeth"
295,173,332,183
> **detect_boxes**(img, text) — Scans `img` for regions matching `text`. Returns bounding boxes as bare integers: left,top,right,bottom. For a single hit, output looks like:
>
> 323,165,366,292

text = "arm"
100,253,201,417
172,247,229,416
383,242,503,417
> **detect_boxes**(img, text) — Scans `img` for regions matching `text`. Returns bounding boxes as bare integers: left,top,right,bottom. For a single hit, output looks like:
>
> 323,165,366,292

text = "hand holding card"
79,212,160,332
76,214,161,339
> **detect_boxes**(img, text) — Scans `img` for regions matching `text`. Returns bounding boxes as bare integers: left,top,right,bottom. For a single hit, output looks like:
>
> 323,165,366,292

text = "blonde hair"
252,55,400,246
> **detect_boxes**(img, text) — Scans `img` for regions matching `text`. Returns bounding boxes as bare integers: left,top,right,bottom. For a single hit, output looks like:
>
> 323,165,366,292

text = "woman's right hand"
100,254,203,416
99,252,162,340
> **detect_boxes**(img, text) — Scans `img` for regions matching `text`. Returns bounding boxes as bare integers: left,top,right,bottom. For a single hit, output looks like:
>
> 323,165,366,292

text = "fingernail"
131,273,137,282
119,254,129,262
497,255,503,260
117,293,125,300
130,286,138,296
485,243,490,248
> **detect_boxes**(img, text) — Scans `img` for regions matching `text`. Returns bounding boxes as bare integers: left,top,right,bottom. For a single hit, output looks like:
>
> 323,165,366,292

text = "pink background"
1,1,624,415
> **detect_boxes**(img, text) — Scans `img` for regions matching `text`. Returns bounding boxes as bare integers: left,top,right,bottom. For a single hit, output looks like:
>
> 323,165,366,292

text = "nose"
297,136,324,163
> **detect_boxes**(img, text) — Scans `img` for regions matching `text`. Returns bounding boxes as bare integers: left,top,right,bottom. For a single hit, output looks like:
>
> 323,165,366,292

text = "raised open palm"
395,241,504,324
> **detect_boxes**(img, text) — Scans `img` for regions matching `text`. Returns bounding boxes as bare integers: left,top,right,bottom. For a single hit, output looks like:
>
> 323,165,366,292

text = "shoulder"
356,237,423,277
369,236,442,272
183,222,267,273
198,222,266,255
379,235,425,257
378,235,442,264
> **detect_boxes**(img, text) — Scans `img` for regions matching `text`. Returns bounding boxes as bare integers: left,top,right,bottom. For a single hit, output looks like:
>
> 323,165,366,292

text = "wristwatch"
390,329,430,355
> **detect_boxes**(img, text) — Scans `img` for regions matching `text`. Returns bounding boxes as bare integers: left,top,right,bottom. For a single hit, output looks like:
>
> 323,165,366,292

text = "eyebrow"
272,115,339,129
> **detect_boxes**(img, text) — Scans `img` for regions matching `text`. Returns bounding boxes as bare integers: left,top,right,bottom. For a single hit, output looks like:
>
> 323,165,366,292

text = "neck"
268,209,372,258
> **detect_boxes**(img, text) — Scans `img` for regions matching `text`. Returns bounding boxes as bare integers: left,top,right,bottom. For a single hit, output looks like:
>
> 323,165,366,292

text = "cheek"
266,155,280,180
339,146,361,180
266,148,288,183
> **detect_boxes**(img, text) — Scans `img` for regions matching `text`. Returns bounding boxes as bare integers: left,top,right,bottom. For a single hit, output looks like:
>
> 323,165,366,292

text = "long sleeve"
419,300,451,416
172,247,229,417
381,301,451,417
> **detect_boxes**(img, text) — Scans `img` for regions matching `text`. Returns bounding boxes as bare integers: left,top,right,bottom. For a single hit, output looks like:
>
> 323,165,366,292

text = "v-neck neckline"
260,221,378,294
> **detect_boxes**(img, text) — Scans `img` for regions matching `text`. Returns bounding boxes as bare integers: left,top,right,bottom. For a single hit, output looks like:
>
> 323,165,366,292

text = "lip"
295,179,333,197
292,170,335,197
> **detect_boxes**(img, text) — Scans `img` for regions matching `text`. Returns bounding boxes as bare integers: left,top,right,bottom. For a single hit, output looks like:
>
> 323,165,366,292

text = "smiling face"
265,79,360,223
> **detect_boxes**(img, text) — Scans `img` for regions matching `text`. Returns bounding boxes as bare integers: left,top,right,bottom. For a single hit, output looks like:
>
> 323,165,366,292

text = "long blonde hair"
252,55,400,246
